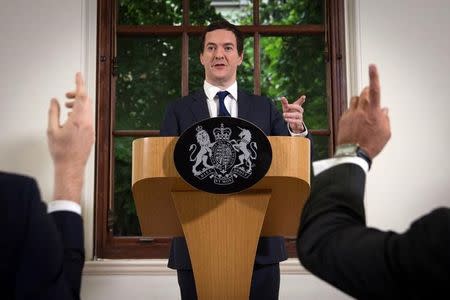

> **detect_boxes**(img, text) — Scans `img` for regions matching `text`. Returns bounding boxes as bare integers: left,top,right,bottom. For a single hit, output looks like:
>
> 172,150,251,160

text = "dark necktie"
217,90,231,117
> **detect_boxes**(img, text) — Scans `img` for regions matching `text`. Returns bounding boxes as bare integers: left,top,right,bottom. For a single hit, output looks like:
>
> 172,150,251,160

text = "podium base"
172,190,271,300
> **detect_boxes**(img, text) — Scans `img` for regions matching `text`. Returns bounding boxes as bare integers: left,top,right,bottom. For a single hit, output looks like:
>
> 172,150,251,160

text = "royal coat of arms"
173,117,272,194
189,123,258,185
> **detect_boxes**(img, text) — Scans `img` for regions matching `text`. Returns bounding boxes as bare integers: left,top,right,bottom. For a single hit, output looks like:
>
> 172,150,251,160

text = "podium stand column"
172,190,271,300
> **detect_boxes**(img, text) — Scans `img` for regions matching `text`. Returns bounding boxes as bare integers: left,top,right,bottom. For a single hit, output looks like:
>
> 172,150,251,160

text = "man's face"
200,29,243,88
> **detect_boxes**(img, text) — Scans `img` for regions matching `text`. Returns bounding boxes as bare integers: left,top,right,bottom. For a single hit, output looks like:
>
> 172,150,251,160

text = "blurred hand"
337,64,391,159
47,72,94,202
281,95,306,133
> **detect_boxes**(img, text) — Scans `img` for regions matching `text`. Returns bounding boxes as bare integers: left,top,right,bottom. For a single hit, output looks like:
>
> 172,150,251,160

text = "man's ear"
237,52,244,66
200,52,206,66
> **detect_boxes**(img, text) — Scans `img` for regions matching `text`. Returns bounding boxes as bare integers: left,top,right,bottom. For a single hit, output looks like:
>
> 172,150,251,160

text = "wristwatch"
334,143,372,170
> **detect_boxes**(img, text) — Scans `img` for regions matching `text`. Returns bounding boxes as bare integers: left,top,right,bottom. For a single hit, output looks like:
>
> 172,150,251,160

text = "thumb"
294,95,306,106
280,97,289,112
48,98,61,132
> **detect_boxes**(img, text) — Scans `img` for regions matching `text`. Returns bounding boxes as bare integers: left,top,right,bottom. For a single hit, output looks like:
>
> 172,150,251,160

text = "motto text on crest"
188,123,258,185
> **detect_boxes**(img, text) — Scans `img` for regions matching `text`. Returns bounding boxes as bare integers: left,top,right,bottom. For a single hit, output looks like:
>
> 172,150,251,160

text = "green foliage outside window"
118,0,183,25
113,0,327,236
260,0,324,25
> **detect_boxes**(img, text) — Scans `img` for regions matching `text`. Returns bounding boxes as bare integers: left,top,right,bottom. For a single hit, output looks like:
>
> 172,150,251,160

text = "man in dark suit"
297,64,450,299
160,20,311,300
0,73,94,299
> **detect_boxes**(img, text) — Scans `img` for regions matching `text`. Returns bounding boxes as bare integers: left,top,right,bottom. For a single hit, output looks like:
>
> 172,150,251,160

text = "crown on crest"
213,123,231,141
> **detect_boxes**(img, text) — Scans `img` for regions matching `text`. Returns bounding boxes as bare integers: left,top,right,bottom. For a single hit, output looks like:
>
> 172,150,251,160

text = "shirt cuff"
47,200,82,215
288,122,308,137
313,156,369,176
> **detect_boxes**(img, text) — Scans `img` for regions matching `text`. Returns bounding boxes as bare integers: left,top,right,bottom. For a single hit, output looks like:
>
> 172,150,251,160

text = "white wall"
0,0,84,195
0,0,97,272
347,0,450,231
2,0,449,299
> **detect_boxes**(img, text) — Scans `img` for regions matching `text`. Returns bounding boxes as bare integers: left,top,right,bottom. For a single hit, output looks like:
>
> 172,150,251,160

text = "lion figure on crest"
189,127,214,175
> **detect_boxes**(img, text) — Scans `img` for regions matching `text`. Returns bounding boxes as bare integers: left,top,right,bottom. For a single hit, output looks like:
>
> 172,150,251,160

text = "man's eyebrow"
205,42,235,47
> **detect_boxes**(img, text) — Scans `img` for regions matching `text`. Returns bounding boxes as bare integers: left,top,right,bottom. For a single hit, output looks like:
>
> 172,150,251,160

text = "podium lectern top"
132,136,310,237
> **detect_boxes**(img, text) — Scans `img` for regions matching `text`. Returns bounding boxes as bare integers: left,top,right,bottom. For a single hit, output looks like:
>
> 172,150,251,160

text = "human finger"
284,117,303,125
280,97,289,112
293,95,306,107
369,64,381,109
349,96,359,110
359,87,370,110
75,72,87,101
285,104,304,113
48,98,61,132
66,91,76,99
283,111,302,120
65,100,75,108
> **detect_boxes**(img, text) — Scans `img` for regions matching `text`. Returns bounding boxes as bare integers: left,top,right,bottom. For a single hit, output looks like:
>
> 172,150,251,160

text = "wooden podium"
132,136,310,299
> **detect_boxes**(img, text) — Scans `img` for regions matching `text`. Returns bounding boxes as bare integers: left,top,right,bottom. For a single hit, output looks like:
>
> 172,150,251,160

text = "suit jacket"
297,163,450,300
1,171,84,300
161,89,311,269
160,89,292,137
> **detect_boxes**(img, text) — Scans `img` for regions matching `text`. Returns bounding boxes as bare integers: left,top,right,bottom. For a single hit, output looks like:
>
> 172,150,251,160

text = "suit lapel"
237,89,251,119
189,90,210,121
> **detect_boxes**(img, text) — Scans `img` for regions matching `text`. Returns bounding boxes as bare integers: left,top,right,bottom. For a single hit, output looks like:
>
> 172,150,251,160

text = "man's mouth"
213,63,226,68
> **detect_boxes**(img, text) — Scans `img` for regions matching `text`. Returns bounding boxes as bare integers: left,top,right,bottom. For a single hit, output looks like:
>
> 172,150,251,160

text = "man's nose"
214,48,225,58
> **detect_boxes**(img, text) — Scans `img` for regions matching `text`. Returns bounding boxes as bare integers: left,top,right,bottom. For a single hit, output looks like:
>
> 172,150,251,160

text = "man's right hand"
47,72,94,203
337,64,391,159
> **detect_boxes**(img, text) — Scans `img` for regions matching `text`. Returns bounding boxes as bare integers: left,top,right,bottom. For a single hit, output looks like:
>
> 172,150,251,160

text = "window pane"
239,37,254,92
113,137,141,236
311,134,329,161
188,35,205,92
190,0,252,25
260,35,327,130
260,0,324,25
116,36,181,130
118,0,183,25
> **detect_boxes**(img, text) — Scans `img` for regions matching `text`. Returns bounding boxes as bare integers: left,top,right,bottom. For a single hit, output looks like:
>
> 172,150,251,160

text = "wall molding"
81,0,97,260
344,0,362,98
83,258,311,276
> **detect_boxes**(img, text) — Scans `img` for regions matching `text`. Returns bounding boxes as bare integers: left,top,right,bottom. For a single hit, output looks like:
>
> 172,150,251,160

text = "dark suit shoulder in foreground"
297,163,450,300
0,171,84,300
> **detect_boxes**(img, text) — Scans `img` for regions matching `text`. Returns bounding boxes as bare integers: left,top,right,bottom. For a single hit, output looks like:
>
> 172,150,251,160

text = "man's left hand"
281,95,306,133
47,72,94,203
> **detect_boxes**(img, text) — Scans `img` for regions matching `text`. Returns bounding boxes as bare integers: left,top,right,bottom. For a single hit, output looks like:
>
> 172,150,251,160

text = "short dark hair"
200,20,244,56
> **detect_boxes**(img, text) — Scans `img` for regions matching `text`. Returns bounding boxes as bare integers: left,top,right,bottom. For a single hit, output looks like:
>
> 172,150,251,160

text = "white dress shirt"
47,200,82,215
313,156,369,176
204,80,239,117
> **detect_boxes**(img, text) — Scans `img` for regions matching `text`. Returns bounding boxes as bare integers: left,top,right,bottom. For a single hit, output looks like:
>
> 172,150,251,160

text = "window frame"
95,0,347,258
